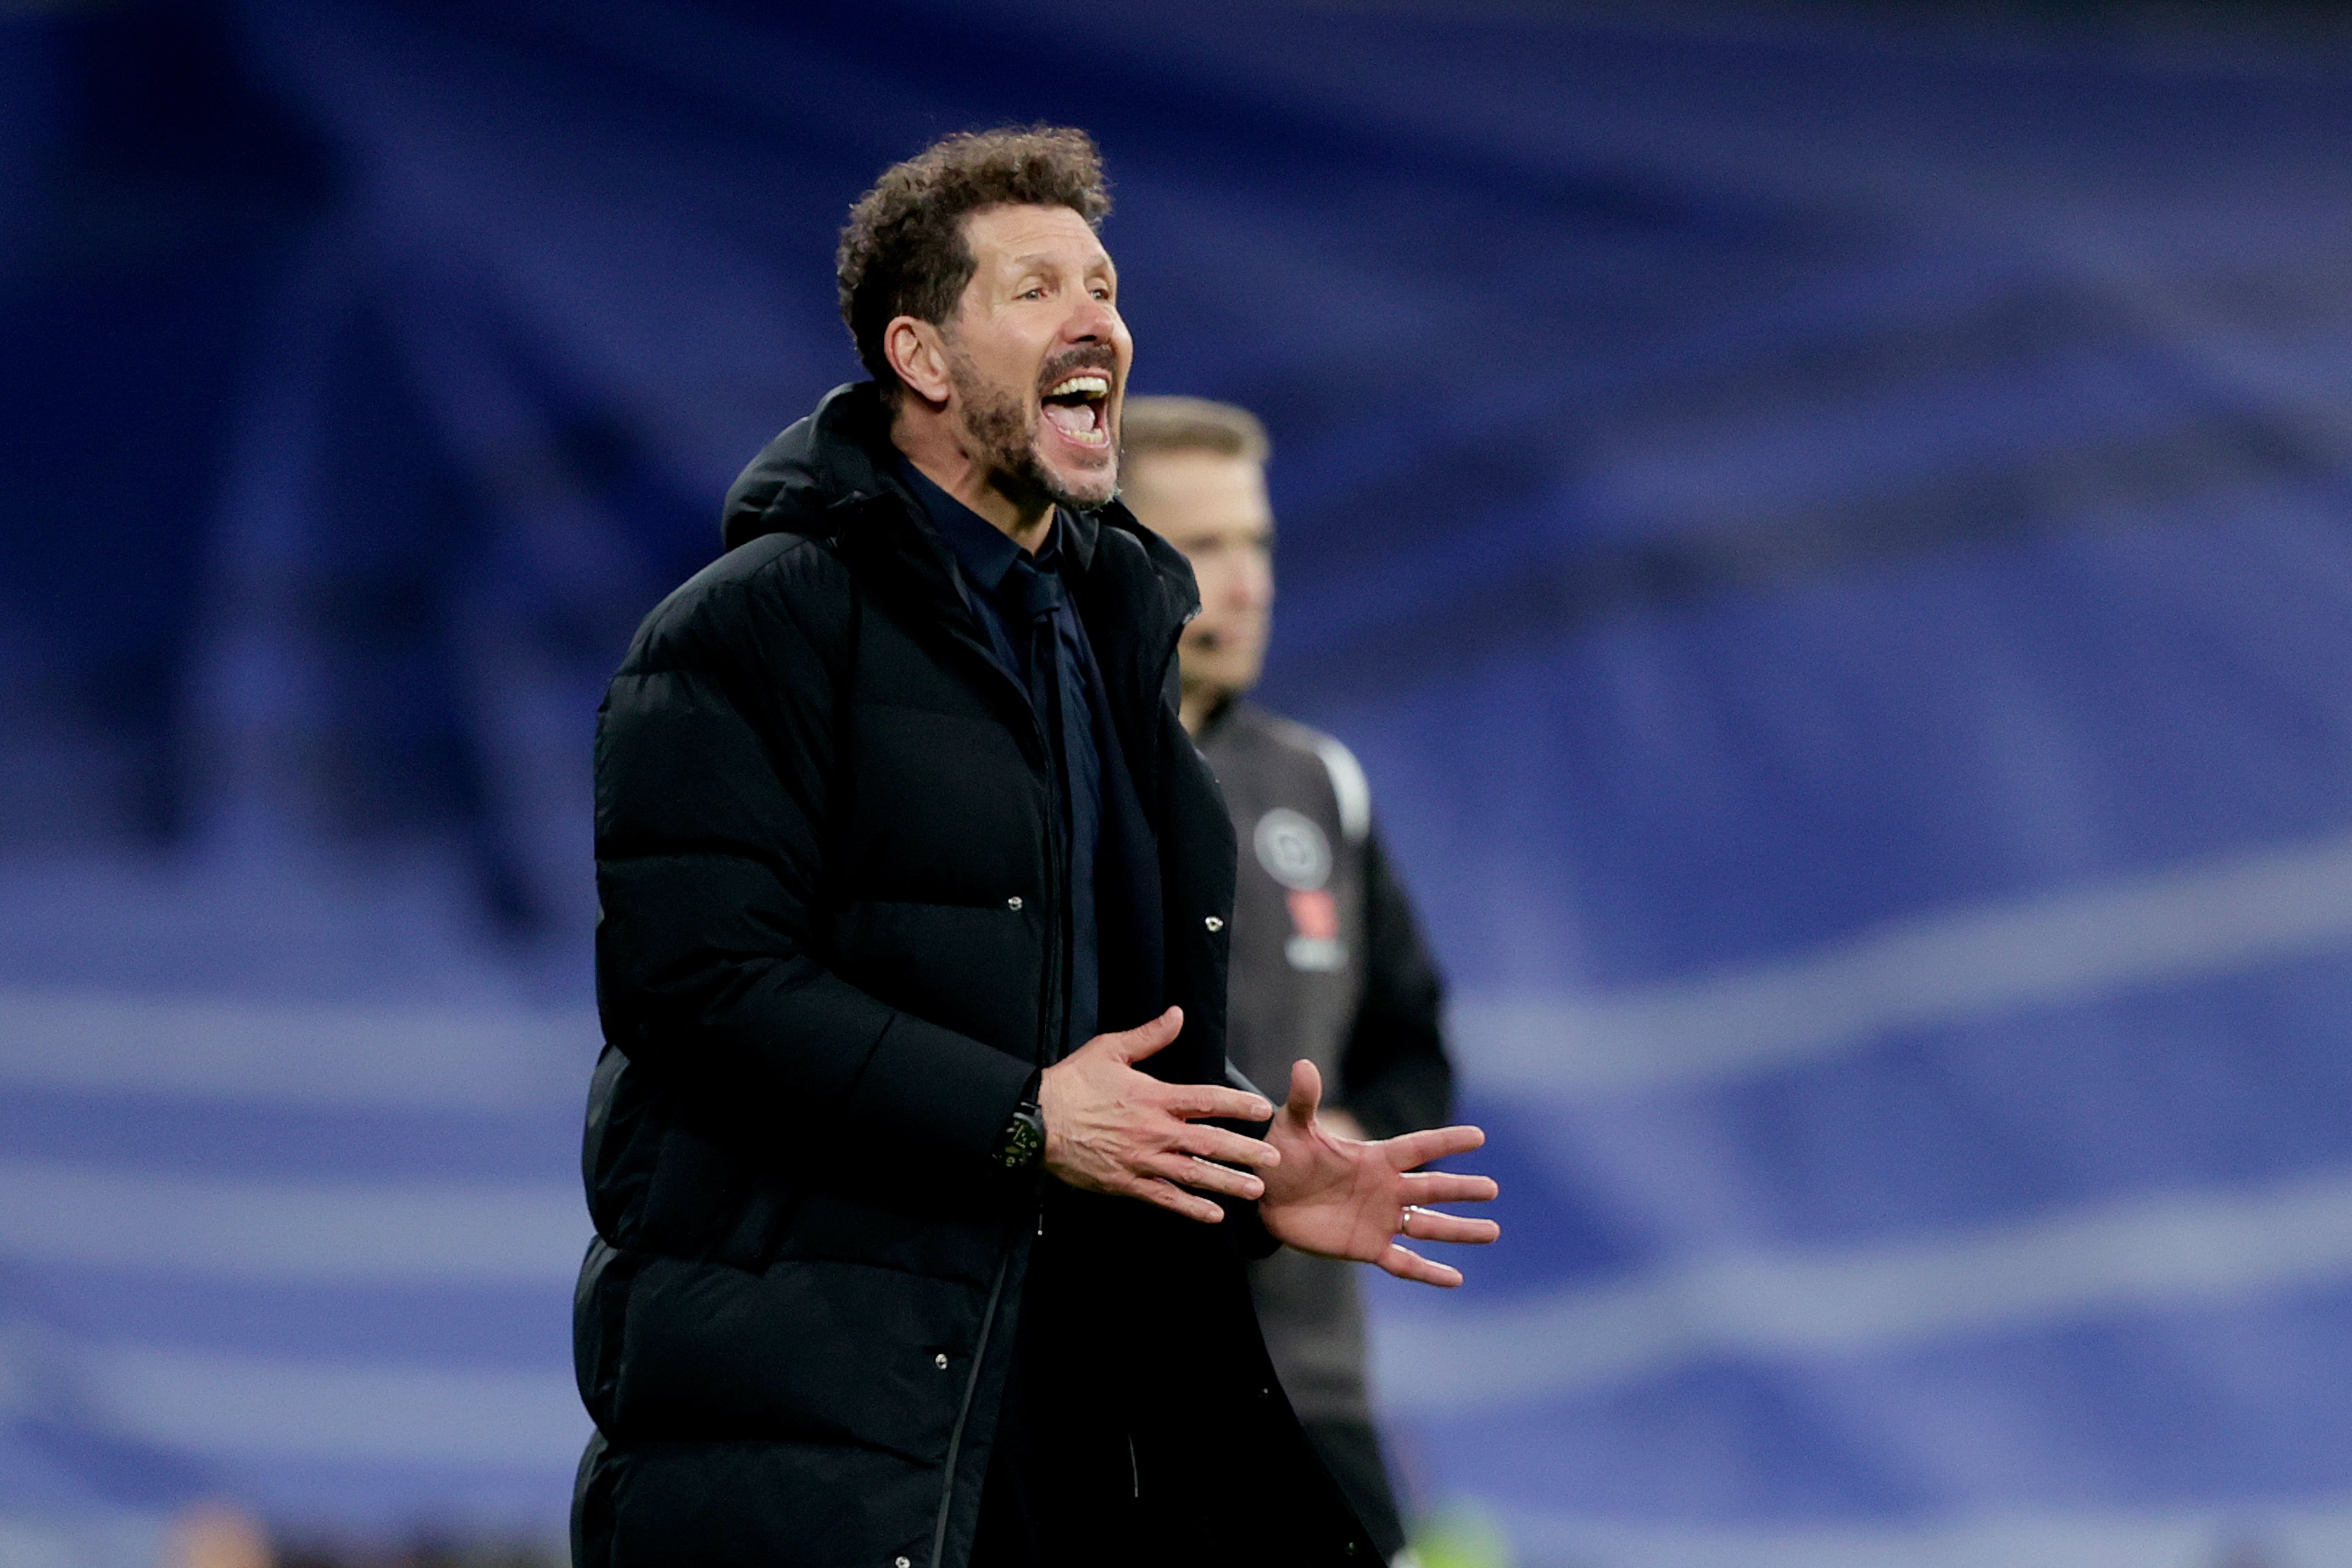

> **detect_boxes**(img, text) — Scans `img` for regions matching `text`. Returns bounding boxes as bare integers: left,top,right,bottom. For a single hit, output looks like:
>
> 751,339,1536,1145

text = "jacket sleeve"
1208,1061,1281,1259
1335,824,1454,1141
592,560,1034,1164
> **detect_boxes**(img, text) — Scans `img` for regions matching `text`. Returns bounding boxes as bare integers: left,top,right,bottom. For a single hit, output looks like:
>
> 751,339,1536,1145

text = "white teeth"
1045,375,1110,399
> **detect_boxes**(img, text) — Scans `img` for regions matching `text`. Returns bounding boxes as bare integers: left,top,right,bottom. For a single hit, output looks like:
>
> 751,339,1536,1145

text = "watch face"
998,1109,1044,1168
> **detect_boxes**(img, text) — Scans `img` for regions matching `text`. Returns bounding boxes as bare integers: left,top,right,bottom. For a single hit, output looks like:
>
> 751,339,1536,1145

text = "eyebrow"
1004,251,1115,275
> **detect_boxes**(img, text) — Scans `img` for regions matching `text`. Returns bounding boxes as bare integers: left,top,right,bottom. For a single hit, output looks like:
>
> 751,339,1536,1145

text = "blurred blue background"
8,1,2352,1563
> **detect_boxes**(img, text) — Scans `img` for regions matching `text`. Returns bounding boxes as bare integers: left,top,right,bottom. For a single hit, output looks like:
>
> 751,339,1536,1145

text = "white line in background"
0,1163,586,1286
0,990,594,1109
90,1344,588,1469
0,1516,166,1568
1453,829,2352,1096
1373,1165,2352,1413
1493,1496,2352,1568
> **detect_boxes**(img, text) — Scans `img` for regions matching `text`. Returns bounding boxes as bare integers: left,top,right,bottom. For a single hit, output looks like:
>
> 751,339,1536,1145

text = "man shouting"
573,127,1497,1568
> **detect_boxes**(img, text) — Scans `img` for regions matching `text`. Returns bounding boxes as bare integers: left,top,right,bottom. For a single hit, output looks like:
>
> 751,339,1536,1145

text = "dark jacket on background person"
1199,700,1453,1555
572,382,1377,1568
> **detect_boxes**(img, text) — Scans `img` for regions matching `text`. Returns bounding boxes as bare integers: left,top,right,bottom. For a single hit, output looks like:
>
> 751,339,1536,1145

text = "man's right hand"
1038,1006,1280,1224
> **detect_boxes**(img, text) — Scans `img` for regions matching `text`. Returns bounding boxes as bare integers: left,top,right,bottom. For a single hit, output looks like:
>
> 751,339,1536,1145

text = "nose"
1064,292,1119,344
1236,555,1274,609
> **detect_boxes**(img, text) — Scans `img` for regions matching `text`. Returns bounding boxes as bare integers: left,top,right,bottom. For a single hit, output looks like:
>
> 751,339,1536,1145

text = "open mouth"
1039,372,1112,449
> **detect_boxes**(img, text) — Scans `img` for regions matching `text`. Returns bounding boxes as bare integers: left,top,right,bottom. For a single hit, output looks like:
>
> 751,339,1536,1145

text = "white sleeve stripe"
1314,735,1373,845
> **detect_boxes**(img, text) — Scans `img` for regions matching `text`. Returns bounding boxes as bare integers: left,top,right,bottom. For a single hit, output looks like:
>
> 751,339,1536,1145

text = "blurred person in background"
575,126,1497,1567
1121,397,1454,1565
164,1502,271,1568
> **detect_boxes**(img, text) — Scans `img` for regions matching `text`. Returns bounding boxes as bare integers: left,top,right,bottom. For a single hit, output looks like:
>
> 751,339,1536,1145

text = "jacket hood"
721,381,897,553
719,381,1202,631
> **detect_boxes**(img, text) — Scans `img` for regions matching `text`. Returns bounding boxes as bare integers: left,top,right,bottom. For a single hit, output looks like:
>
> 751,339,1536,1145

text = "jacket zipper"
926,635,1068,1561
922,540,1181,1565
921,572,1062,1566
928,1249,1011,1568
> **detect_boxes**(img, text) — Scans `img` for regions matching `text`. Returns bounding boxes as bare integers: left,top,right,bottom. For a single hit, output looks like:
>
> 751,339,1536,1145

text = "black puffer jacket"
573,383,1374,1567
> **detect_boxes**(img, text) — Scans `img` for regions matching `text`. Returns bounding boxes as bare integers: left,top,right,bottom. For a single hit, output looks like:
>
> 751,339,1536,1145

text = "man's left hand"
1257,1059,1500,1287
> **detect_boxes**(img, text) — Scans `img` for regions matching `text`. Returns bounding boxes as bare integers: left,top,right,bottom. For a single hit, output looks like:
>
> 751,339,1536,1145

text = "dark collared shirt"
899,457,1105,1060
895,465,1187,1560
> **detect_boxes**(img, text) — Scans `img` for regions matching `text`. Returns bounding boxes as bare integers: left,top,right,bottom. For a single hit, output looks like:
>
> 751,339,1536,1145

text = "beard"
948,348,1118,512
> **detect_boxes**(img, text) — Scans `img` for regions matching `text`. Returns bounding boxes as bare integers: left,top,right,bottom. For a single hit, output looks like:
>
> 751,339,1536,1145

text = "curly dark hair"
836,126,1112,393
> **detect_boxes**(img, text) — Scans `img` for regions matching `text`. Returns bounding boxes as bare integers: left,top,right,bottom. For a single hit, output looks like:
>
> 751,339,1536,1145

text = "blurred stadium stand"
7,1,2352,1563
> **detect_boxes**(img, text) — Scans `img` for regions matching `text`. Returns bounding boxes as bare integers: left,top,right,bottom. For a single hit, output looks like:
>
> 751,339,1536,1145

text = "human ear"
883,317,952,407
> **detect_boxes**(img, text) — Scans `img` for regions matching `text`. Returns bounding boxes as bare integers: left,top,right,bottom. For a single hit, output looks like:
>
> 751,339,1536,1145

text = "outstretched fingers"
1106,1006,1185,1064
1400,1169,1500,1206
1164,1082,1277,1126
1132,1175,1225,1226
1377,1243,1464,1288
1383,1123,1487,1170
1282,1057,1325,1131
1173,1121,1279,1169
1146,1151,1265,1202
1399,1205,1501,1246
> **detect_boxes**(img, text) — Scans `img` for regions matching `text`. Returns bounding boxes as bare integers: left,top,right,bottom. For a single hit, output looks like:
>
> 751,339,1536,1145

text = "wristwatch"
994,1092,1046,1170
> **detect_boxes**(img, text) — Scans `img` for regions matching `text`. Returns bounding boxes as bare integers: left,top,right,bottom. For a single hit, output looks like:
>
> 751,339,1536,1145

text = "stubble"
948,347,1117,512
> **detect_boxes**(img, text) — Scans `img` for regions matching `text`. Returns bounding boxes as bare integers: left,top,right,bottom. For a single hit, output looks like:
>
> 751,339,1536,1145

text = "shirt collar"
896,454,1058,595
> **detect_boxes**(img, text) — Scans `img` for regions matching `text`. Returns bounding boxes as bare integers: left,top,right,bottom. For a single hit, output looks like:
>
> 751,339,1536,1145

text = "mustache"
1036,344,1119,391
